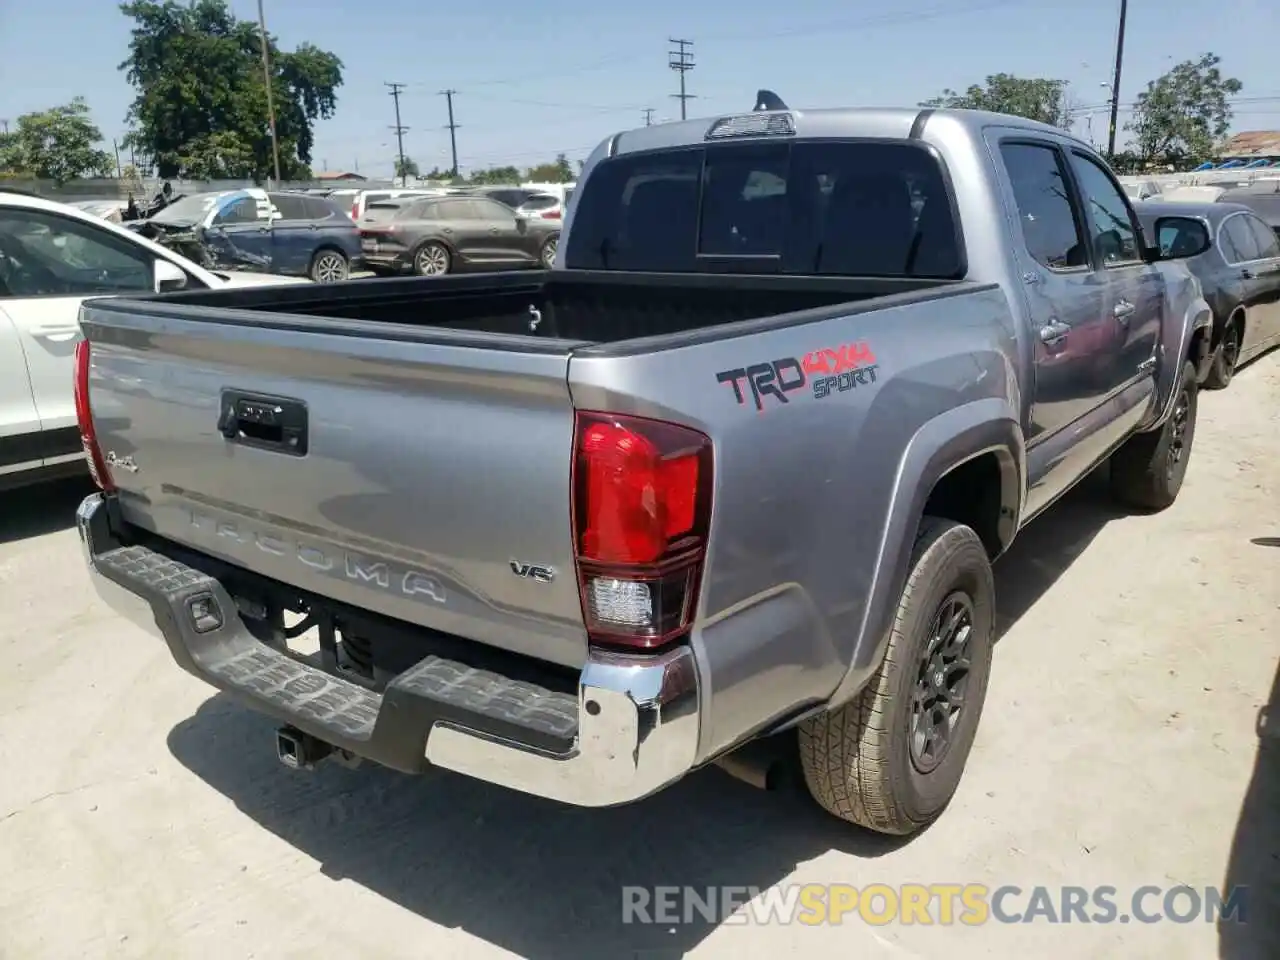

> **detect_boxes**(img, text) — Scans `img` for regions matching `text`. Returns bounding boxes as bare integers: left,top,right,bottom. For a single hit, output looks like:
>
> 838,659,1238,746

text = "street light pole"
257,0,282,185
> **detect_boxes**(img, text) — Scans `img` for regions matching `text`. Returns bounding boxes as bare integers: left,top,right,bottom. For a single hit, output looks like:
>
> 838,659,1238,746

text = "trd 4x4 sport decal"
715,341,879,412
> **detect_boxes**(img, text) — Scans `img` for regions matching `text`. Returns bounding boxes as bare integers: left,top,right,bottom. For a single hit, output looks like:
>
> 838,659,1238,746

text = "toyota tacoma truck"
75,101,1214,836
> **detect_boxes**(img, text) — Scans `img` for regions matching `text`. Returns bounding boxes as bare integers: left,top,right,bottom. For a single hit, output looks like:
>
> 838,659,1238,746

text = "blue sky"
1,0,1277,178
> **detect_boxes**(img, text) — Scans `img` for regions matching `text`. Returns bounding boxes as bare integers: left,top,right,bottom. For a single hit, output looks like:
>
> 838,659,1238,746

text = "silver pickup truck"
75,102,1214,837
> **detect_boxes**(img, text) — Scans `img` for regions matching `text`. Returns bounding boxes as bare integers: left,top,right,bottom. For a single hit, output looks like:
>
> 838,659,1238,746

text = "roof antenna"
754,89,787,112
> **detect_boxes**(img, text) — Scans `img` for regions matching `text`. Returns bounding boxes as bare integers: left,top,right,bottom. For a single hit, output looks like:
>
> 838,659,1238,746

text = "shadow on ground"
165,467,1127,957
991,464,1125,639
1219,656,1280,960
0,476,96,545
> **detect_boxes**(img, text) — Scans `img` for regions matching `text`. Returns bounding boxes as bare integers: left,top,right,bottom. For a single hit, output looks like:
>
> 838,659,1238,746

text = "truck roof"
606,106,1094,158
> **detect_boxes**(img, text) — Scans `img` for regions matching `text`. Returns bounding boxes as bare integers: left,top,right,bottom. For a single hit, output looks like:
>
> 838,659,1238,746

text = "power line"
668,38,695,121
385,82,409,184
440,89,460,177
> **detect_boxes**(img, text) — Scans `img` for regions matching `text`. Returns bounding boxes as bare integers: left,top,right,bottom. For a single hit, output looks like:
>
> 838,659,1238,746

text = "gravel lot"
0,357,1276,960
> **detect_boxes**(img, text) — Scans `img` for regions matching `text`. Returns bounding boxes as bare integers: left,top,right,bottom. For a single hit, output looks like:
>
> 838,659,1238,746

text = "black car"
358,194,561,276
1135,199,1280,388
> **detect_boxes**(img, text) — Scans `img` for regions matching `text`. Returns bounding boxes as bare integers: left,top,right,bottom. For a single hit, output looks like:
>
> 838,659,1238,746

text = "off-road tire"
798,517,996,835
1202,318,1240,390
1109,360,1198,511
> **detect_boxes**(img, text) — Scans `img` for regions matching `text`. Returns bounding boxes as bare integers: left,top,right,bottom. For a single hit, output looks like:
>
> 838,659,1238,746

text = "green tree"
465,165,522,185
922,74,1072,128
118,0,343,181
1,98,113,183
525,153,574,182
1127,54,1242,166
395,156,420,182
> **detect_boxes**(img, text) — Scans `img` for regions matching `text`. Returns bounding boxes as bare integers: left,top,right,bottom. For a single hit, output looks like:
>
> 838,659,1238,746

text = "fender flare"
1152,296,1212,428
825,397,1025,709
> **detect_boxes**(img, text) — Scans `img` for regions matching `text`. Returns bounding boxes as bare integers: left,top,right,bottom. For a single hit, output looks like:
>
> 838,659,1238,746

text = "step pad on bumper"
95,544,579,765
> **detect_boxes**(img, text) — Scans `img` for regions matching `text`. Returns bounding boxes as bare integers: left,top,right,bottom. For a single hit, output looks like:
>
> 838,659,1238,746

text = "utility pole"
112,140,122,178
0,119,8,134
668,38,696,120
256,0,282,185
439,89,460,178
1106,0,1128,161
386,82,408,185
642,108,655,127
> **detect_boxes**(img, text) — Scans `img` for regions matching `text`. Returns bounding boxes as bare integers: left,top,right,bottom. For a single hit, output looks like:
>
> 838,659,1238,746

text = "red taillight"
351,201,359,219
73,340,115,492
572,411,712,649
541,210,562,220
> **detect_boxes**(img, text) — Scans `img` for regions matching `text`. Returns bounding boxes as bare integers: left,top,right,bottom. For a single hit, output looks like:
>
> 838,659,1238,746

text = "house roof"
1219,131,1280,158
315,170,368,181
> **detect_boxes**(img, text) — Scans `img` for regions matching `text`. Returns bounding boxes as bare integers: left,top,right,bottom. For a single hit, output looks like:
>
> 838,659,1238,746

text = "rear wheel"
309,249,349,283
798,517,996,835
1203,317,1241,390
1109,360,1198,510
414,242,451,276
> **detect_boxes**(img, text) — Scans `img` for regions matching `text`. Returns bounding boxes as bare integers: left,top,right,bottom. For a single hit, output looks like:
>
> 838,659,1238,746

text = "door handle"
489,227,500,234
1113,300,1135,321
1039,321,1070,345
30,324,81,342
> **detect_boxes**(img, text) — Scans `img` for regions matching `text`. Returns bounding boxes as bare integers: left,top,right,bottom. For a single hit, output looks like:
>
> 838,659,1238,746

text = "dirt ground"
0,358,1276,960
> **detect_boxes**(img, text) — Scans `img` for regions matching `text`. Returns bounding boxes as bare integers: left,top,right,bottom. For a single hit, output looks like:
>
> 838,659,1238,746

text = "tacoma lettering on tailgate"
187,510,447,604
715,340,879,412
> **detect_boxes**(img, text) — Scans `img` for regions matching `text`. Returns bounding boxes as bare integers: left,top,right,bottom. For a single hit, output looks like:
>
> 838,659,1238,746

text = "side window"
474,198,516,221
1245,214,1280,259
0,209,154,297
436,199,475,220
212,196,259,226
1067,152,1140,265
999,142,1088,270
1219,214,1263,264
268,194,310,221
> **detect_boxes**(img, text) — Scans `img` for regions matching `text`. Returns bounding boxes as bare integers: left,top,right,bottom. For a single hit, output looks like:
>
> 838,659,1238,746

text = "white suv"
0,190,306,491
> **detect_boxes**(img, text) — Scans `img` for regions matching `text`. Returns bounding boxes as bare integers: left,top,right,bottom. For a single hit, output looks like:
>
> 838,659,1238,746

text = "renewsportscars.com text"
621,883,1250,926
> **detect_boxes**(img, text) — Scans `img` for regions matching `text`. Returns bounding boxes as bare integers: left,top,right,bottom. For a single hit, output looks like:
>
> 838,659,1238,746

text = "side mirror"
154,258,189,293
1146,216,1210,262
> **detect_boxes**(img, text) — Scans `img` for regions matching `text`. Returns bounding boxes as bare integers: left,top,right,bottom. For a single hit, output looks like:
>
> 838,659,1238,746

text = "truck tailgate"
79,301,588,669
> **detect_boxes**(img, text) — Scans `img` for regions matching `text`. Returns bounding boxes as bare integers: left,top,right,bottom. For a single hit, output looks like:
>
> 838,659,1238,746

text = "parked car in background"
359,193,561,275
132,188,362,282
348,188,441,223
460,186,544,210
1215,180,1280,240
1136,199,1280,388
0,189,307,491
515,192,564,221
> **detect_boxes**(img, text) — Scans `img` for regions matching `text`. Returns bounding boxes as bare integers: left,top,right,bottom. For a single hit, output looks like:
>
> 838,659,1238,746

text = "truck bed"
77,268,972,675
139,269,956,345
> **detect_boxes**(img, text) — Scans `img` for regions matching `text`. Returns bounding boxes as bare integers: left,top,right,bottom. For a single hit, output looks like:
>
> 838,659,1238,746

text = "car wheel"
1109,360,1199,511
798,517,996,835
414,242,451,276
539,235,559,269
309,249,349,283
1203,317,1241,390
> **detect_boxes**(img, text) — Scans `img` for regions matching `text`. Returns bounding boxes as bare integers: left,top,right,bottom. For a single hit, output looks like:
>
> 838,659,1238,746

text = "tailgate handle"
218,391,308,456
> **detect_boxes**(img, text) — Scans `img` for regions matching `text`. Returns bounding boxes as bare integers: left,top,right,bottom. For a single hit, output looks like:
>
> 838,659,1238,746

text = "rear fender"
825,397,1024,709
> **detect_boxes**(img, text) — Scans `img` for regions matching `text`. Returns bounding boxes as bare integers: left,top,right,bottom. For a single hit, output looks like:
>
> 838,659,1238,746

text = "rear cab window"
564,140,964,277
